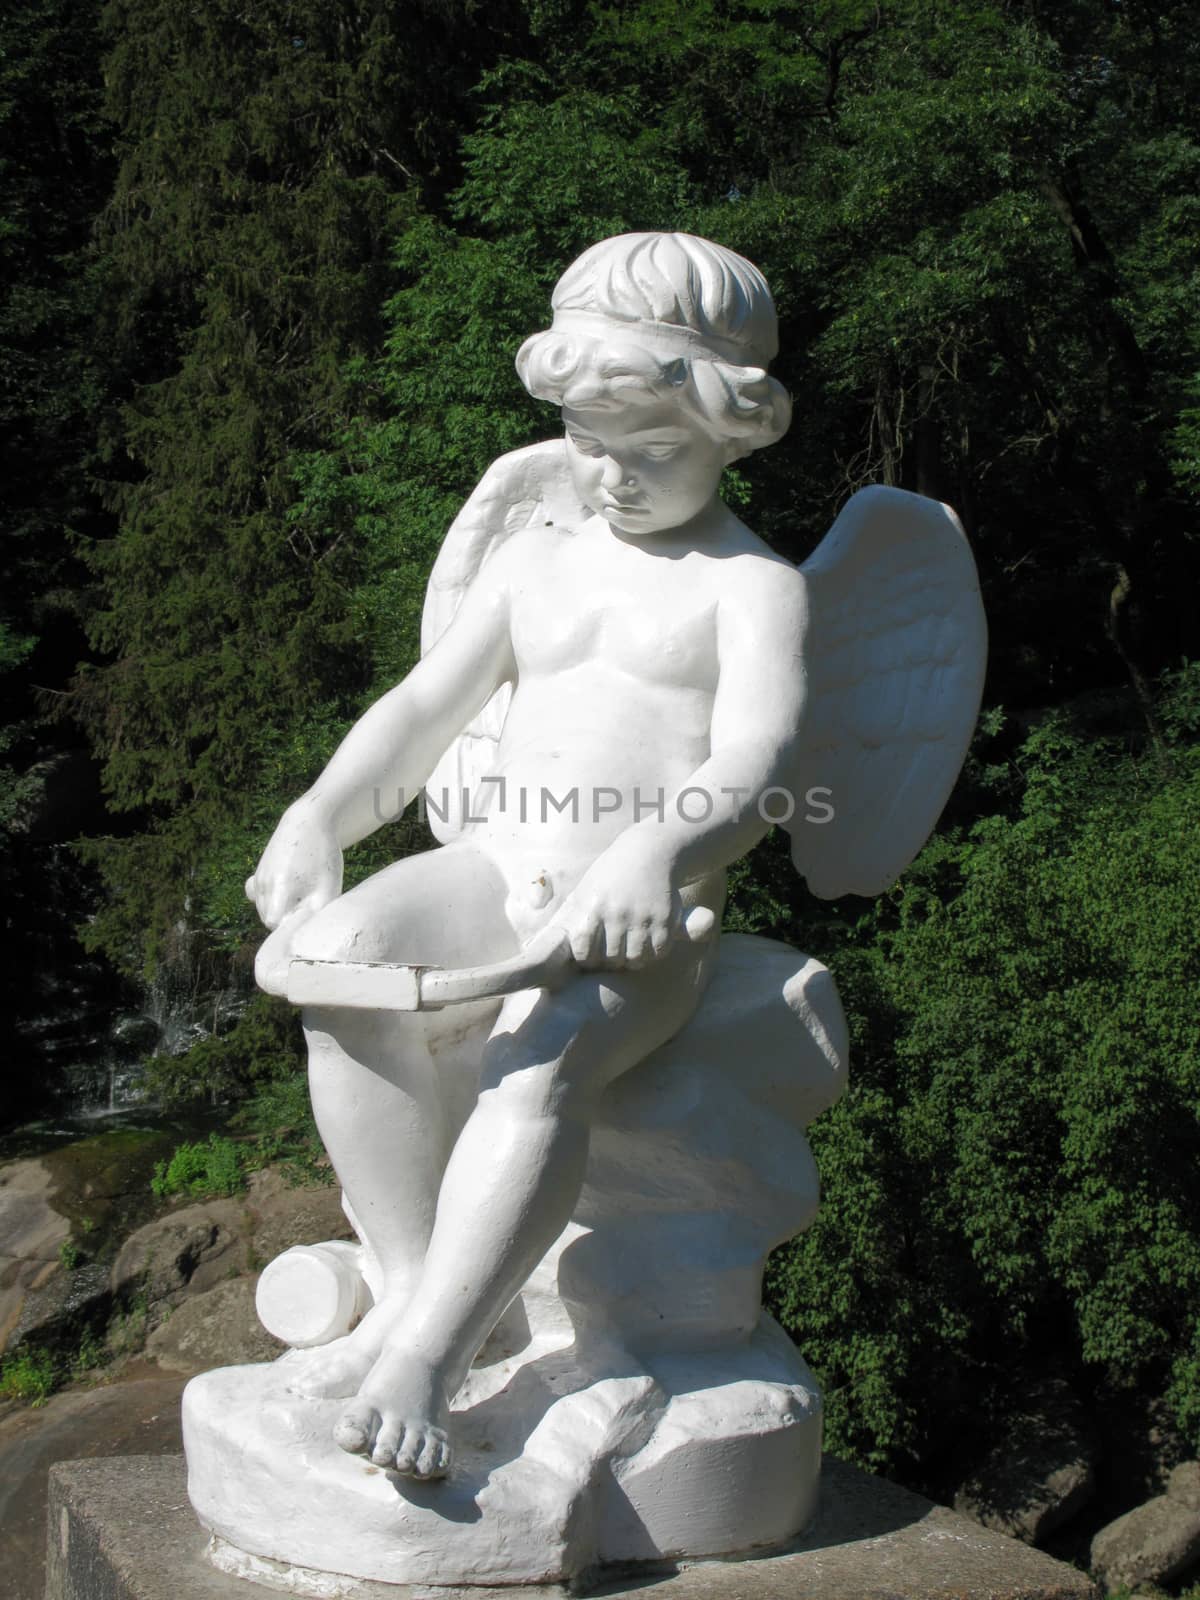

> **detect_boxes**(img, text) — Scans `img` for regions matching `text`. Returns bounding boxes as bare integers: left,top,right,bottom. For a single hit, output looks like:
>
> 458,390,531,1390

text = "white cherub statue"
183,233,985,1589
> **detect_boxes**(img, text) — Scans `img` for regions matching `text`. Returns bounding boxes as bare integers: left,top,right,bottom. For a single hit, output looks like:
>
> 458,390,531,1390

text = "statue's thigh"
482,939,715,1107
293,842,517,971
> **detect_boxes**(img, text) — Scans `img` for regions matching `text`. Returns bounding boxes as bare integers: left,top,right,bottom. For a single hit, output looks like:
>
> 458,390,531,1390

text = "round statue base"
182,1318,821,1589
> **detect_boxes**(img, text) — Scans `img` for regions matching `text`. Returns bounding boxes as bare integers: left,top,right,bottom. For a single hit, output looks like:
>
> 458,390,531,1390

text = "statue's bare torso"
470,511,794,898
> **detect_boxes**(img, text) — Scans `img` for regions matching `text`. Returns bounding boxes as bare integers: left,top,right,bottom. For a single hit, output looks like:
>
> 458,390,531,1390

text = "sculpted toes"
333,1401,377,1456
371,1419,403,1467
393,1424,421,1475
415,1429,450,1480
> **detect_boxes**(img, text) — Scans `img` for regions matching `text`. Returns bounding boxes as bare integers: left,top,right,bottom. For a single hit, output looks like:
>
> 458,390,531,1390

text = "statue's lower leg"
333,1061,590,1476
282,1008,450,1399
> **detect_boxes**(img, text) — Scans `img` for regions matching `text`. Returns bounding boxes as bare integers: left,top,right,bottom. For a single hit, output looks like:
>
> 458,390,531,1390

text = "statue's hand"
554,833,684,970
245,799,343,932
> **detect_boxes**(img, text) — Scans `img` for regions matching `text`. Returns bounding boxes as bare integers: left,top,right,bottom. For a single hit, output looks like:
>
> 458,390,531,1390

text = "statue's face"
562,396,729,537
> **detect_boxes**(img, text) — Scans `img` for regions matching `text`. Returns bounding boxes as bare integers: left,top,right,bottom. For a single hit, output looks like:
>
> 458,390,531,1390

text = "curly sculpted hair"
515,233,791,460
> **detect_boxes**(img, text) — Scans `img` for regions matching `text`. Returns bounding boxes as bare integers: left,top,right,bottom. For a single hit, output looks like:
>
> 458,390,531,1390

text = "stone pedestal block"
46,1452,1100,1600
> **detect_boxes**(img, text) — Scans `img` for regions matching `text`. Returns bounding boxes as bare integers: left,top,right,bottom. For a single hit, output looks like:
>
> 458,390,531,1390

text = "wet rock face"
0,1161,70,1351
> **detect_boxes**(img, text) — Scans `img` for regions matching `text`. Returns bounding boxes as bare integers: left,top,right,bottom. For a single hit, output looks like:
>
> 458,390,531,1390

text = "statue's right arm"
247,550,516,929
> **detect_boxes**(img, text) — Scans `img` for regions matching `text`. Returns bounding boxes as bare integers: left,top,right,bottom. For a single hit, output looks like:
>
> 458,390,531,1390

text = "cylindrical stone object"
255,1241,371,1347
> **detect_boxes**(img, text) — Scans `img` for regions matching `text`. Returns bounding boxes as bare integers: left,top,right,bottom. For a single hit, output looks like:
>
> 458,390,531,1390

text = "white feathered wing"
785,486,987,898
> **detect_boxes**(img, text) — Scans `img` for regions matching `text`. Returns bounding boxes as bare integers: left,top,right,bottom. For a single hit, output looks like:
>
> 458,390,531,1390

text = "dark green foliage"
0,1344,58,1406
231,1074,331,1185
151,1076,332,1195
71,1,534,978
303,0,1200,723
0,0,110,693
766,669,1200,1472
0,0,122,1119
71,3,406,974
141,993,303,1108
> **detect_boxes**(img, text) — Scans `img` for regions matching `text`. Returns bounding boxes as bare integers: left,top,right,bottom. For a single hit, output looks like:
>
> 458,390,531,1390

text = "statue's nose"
600,454,628,489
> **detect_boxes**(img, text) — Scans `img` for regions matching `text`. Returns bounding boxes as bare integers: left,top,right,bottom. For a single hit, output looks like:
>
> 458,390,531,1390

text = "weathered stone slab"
146,1279,285,1373
1090,1492,1200,1591
1166,1459,1200,1511
46,1452,1099,1600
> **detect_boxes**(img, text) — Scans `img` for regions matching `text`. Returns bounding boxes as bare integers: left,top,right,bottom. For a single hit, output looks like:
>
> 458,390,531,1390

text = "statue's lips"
600,498,649,516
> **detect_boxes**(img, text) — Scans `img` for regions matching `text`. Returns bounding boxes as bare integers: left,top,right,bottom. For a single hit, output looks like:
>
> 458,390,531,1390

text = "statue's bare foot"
277,1296,404,1399
333,1346,452,1479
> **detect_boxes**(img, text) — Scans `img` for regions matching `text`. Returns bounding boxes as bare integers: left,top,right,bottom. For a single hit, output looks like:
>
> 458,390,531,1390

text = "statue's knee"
291,904,368,966
478,1044,579,1120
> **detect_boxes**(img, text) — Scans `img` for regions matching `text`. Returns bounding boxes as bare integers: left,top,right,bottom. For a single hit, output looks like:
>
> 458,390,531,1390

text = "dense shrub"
767,670,1200,1474
151,1134,245,1199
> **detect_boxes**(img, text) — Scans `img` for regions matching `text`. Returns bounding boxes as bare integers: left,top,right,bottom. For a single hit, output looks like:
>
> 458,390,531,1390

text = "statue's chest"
510,568,718,691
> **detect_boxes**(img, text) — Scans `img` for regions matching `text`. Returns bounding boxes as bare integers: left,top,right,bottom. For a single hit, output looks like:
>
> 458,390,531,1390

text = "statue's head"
516,233,791,462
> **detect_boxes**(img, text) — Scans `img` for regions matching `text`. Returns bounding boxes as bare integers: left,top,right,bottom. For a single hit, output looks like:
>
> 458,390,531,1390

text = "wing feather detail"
420,439,586,843
787,486,987,899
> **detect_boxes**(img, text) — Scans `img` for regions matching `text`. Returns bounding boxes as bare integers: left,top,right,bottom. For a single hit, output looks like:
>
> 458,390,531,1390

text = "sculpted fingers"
565,908,600,966
603,916,628,966
623,926,650,968
570,907,679,970
625,917,672,967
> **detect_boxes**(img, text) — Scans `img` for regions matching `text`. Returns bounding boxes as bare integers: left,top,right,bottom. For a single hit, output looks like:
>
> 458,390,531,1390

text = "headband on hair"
548,310,768,368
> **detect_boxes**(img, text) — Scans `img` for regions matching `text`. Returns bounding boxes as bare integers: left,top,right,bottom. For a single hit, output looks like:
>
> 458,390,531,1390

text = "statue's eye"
568,433,605,456
640,443,679,460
